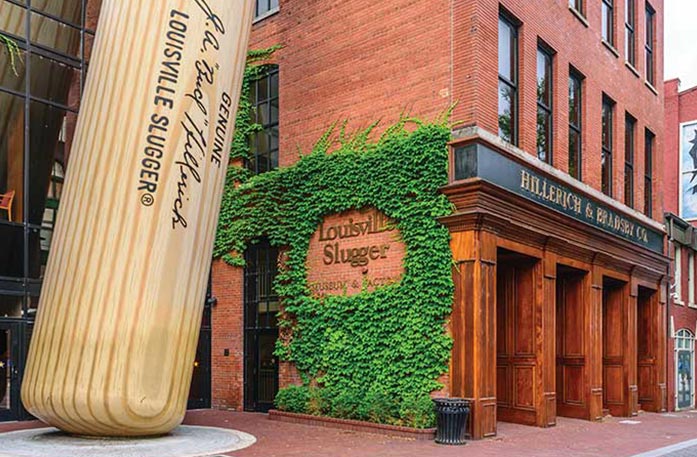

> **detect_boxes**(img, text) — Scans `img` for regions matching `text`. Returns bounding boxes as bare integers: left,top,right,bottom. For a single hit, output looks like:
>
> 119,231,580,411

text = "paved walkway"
1,409,697,456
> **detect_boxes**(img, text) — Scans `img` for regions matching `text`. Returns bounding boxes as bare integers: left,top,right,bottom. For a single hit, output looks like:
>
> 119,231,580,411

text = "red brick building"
664,78,697,411
211,0,669,439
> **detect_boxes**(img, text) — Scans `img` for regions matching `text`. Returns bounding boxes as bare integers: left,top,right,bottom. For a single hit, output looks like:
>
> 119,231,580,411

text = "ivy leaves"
215,59,454,424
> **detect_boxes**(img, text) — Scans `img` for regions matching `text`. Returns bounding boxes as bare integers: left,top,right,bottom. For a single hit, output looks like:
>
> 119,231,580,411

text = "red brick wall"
248,0,452,166
663,79,697,411
212,0,667,409
211,259,244,410
467,0,665,219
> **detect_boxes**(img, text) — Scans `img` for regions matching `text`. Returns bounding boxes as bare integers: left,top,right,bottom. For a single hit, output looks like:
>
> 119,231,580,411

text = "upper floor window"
601,96,615,196
624,114,636,207
625,0,636,66
644,129,654,217
498,13,518,145
569,0,584,15
255,0,279,19
602,0,615,46
568,70,583,180
536,46,553,164
247,65,279,174
645,3,656,85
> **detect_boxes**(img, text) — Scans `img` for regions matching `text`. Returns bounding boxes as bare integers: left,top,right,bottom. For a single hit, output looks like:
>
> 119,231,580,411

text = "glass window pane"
0,223,24,279
32,0,83,26
498,80,513,142
602,103,612,149
0,1,27,38
601,152,611,195
537,108,551,162
498,19,513,81
256,0,269,17
28,101,68,225
270,0,279,10
569,131,580,178
30,13,81,59
28,226,48,279
0,47,27,93
258,103,270,127
0,293,22,318
602,4,612,43
569,75,581,128
29,54,80,106
257,77,269,103
0,90,25,224
536,50,550,106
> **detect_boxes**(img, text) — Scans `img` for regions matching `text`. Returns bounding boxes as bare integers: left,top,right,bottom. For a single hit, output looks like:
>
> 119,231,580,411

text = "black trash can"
433,398,470,445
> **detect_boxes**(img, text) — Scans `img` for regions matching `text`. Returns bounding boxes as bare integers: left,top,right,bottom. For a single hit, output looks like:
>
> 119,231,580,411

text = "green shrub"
358,389,400,425
274,386,309,413
399,394,436,429
306,386,331,416
328,389,362,420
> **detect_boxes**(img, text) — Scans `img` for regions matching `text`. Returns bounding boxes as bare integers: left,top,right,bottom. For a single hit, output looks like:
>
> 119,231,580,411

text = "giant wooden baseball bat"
21,0,254,437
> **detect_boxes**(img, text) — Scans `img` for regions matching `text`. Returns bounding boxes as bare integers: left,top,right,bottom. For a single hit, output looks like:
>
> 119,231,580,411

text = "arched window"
676,329,695,351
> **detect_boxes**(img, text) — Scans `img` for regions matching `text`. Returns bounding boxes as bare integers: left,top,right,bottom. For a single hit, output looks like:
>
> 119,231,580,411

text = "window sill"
689,302,697,309
675,299,685,307
645,80,658,96
569,6,589,27
253,7,279,25
625,61,641,78
602,40,619,58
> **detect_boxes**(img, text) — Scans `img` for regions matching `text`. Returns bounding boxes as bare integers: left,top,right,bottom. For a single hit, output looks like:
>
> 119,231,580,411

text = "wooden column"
450,230,497,439
588,266,604,420
539,251,557,427
627,282,639,416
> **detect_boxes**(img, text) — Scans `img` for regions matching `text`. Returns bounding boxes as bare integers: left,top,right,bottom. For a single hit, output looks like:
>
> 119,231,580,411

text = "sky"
664,0,697,89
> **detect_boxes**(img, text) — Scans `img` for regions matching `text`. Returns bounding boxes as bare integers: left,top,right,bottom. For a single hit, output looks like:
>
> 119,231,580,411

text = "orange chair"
0,190,15,222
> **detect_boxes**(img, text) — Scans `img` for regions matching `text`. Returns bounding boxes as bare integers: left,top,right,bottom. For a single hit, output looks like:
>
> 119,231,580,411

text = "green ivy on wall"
215,51,455,428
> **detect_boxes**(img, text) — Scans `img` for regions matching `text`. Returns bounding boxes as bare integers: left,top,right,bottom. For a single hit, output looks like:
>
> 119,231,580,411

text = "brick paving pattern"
1,410,697,456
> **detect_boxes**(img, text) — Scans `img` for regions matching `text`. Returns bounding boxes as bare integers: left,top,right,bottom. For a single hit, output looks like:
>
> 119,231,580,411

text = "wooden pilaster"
539,250,557,427
589,265,604,420
450,230,497,439
627,281,639,416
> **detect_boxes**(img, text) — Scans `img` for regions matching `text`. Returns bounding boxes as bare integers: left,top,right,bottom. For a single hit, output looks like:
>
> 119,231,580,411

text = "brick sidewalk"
2,409,697,456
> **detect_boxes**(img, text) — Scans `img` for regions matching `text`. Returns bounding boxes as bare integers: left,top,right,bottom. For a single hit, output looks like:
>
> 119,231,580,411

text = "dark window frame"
536,44,554,164
624,114,636,207
246,65,279,175
645,3,656,85
644,129,654,217
625,0,636,66
255,0,280,19
569,0,584,16
498,12,519,146
568,69,584,180
602,0,615,46
601,96,615,196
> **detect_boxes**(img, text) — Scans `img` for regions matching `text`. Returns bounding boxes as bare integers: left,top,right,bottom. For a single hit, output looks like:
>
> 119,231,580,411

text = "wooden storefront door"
496,251,538,426
556,267,589,419
602,278,636,417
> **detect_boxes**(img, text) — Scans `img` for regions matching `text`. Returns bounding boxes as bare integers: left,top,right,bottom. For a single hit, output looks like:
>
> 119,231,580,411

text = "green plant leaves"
216,58,454,427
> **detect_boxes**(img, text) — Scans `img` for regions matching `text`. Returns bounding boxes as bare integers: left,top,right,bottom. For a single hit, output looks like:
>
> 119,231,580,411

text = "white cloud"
665,0,697,89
